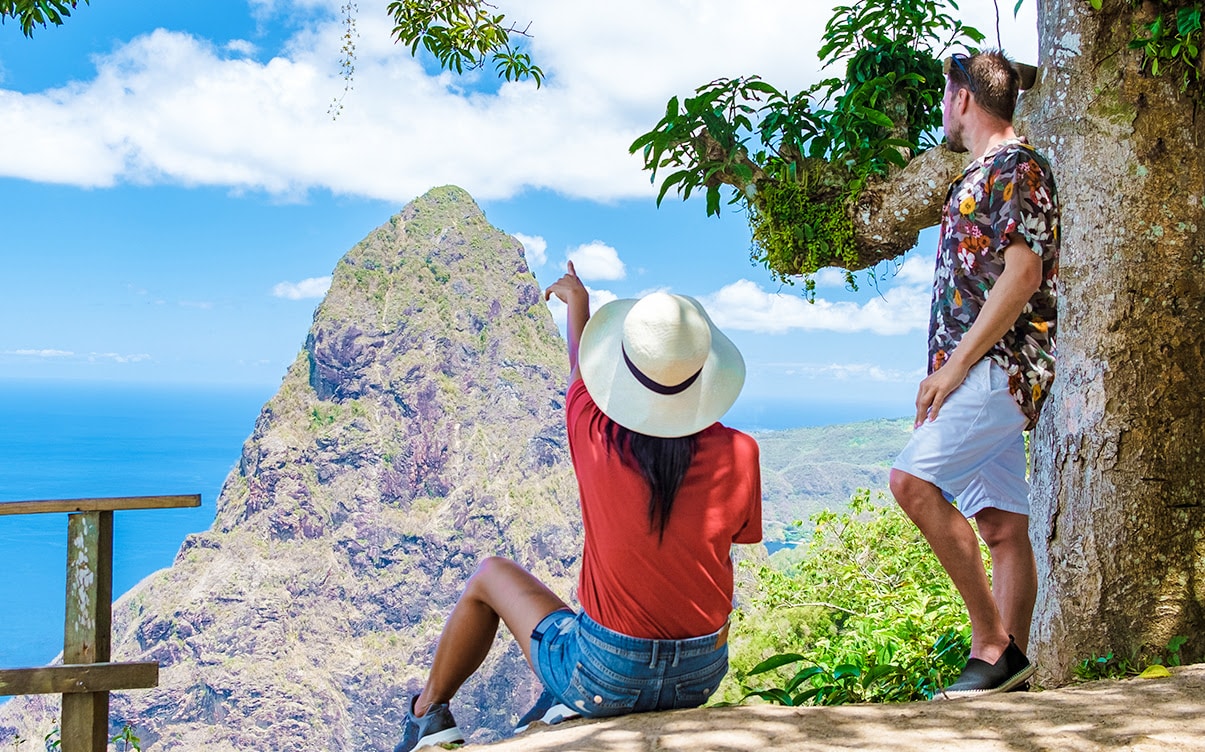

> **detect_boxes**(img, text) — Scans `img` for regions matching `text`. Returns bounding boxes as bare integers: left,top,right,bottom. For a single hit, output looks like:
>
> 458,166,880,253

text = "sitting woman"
393,262,762,751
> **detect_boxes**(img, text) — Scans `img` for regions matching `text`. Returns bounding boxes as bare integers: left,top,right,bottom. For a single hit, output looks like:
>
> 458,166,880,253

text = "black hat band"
622,344,702,396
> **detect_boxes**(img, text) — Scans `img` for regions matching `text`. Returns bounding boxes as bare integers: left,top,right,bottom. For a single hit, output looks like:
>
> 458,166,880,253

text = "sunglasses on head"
943,53,978,95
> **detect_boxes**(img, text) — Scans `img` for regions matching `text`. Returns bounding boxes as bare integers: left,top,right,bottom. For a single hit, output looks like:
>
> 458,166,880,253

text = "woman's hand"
544,260,587,306
544,261,589,383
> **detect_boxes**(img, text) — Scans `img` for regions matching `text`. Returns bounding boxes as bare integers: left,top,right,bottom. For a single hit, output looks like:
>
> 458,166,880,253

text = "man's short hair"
947,49,1020,123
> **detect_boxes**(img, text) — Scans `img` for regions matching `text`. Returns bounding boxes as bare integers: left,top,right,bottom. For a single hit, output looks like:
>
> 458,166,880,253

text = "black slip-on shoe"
936,635,1037,700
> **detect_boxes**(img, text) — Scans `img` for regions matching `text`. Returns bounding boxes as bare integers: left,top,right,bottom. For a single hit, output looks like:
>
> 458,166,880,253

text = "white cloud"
884,255,935,286
765,361,925,383
701,278,929,336
567,241,625,281
0,1,1038,201
512,233,547,267
811,268,852,288
546,285,619,332
273,276,332,299
589,288,620,313
8,349,74,357
89,352,151,364
226,39,258,56
5,349,151,363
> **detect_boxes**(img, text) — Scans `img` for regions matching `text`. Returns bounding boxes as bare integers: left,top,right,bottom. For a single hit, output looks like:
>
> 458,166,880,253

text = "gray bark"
848,146,967,268
1021,0,1205,682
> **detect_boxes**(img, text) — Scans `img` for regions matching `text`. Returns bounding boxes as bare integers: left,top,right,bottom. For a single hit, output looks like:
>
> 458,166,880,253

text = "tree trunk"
1023,0,1205,683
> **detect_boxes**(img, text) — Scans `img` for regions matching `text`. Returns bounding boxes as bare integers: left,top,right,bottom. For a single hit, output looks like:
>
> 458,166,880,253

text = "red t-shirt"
566,379,762,639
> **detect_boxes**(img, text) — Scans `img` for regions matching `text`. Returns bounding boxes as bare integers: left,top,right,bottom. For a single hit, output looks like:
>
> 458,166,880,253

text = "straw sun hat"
578,292,746,438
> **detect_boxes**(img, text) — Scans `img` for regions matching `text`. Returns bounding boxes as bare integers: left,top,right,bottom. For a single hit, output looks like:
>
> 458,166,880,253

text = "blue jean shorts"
893,358,1030,518
529,609,728,718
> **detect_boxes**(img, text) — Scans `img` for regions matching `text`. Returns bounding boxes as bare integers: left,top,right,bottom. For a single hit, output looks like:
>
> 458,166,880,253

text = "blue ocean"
0,378,901,673
0,379,273,671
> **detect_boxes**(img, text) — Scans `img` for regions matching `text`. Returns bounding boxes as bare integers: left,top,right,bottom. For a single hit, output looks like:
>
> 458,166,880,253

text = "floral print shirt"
929,137,1060,430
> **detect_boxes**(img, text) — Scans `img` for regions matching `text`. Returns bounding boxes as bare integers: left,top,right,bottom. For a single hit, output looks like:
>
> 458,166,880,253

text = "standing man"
890,49,1059,698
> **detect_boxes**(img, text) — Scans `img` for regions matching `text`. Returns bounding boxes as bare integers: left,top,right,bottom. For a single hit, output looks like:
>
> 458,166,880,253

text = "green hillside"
752,418,913,543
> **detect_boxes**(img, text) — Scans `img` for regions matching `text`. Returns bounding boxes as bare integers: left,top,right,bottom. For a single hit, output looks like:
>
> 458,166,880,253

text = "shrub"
726,489,977,705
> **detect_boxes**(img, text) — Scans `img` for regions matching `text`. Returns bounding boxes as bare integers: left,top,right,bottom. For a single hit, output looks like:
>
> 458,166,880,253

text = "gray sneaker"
514,688,581,734
393,696,465,752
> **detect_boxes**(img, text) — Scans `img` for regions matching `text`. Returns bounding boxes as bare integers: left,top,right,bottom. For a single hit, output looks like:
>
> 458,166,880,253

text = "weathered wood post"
62,509,114,751
0,495,199,751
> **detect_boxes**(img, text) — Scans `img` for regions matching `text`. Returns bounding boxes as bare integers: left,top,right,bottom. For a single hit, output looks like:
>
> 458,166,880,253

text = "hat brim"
578,296,745,438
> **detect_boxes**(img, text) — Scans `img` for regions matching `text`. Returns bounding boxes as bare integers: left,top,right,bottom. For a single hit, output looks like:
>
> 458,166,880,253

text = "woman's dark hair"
605,422,699,542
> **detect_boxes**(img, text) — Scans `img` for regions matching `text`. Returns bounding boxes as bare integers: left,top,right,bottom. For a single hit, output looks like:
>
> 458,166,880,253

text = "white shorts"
892,359,1030,518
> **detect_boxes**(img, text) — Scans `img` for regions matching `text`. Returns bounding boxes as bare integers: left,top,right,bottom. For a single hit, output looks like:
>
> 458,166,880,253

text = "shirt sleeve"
995,146,1058,260
565,379,591,429
733,434,763,544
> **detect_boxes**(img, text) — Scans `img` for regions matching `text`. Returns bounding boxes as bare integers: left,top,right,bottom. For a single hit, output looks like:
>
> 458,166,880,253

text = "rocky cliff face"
0,186,583,750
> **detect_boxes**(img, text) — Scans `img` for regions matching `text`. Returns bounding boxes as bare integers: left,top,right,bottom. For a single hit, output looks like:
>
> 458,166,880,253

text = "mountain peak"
0,186,582,750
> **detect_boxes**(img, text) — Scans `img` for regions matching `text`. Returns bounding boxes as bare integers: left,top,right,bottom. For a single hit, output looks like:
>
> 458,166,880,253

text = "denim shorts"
529,609,729,718
893,358,1030,518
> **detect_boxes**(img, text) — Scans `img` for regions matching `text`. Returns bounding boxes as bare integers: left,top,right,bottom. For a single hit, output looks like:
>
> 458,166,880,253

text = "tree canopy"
387,0,544,85
0,0,89,37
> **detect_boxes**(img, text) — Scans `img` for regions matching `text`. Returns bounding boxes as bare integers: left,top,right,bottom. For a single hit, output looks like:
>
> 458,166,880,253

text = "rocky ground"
471,664,1205,751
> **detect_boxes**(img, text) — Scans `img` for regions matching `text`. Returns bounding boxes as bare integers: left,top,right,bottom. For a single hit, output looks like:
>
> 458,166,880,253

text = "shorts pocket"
672,655,728,709
564,661,641,718
958,359,993,395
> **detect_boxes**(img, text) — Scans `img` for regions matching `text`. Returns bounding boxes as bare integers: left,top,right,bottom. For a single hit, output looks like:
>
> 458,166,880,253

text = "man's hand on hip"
915,361,972,427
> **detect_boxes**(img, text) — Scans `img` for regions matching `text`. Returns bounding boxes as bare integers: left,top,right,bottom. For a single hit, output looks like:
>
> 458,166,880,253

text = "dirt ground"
466,664,1205,752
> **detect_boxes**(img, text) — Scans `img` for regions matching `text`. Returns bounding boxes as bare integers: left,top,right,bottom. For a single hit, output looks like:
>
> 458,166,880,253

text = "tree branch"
843,146,966,269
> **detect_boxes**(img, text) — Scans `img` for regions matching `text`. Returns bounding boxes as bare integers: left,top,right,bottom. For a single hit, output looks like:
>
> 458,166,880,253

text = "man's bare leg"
890,469,1011,663
974,507,1037,654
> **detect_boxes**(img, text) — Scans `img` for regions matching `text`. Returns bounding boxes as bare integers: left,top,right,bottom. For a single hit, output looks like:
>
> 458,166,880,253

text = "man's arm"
914,239,1044,425
544,260,589,383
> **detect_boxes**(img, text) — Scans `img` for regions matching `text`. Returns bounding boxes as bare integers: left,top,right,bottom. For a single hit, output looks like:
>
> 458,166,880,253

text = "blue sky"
0,0,1039,425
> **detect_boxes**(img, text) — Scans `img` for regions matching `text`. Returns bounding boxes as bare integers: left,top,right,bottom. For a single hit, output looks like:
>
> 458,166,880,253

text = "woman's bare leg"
413,557,569,716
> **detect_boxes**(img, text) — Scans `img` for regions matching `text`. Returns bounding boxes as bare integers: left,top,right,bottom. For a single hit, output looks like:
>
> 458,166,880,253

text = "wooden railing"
0,495,200,752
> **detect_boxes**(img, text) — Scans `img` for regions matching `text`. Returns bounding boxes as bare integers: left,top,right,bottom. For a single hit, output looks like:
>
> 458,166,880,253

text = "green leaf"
747,652,808,675
865,662,901,682
1177,6,1202,36
856,107,895,129
784,665,827,692
655,169,697,205
881,148,909,168
743,688,795,705
628,131,657,155
742,79,783,96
